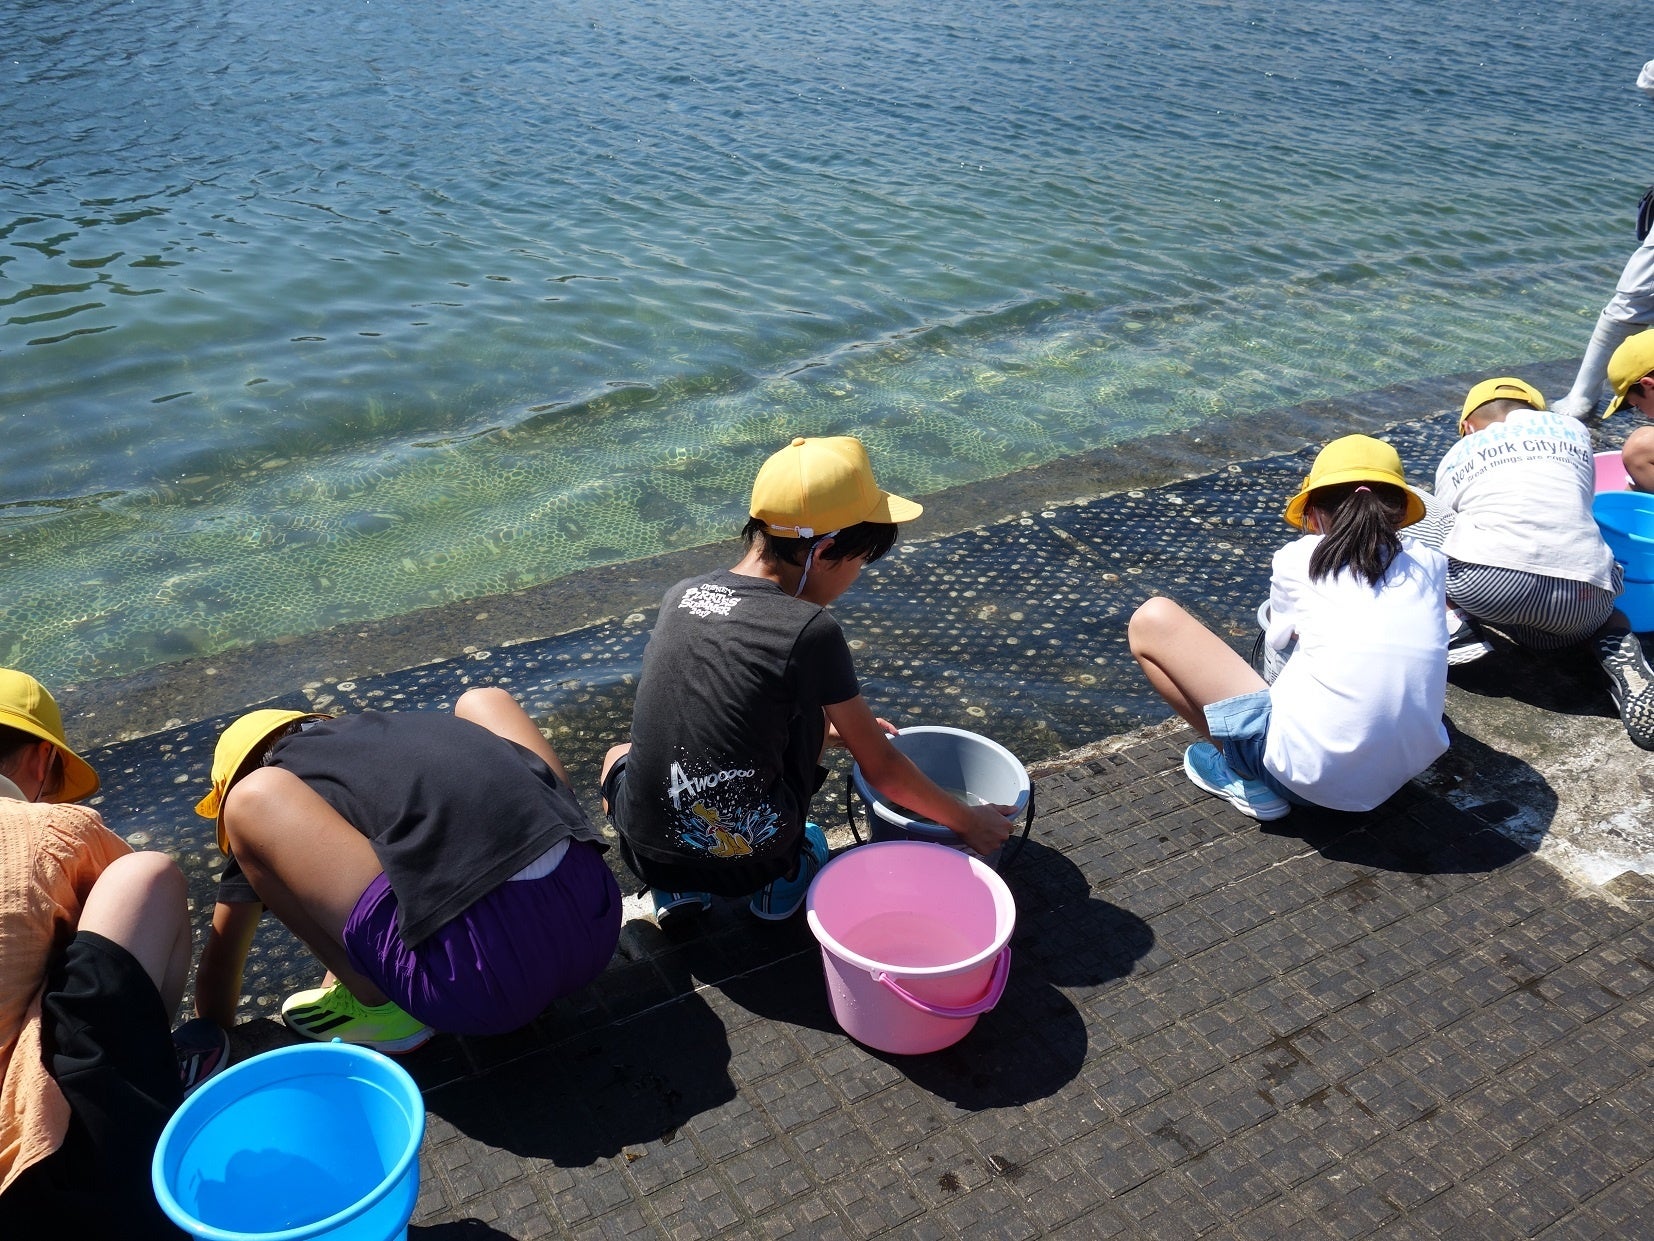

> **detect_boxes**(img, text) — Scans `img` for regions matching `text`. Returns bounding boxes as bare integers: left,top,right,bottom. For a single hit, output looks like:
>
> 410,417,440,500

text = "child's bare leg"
455,686,572,786
77,851,191,1017
1624,427,1654,492
1129,596,1268,741
599,743,630,814
222,767,390,1007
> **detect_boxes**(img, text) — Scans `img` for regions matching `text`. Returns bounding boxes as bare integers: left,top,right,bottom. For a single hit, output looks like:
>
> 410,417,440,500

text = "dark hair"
225,719,311,804
1305,482,1408,587
0,723,60,799
0,723,40,777
741,517,898,567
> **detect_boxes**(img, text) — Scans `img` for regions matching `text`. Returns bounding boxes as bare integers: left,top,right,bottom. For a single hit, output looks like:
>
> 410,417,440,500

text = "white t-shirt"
1263,535,1449,812
1432,409,1617,591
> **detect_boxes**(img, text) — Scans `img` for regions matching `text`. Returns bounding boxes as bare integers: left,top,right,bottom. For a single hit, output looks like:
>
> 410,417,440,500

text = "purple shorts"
342,840,620,1037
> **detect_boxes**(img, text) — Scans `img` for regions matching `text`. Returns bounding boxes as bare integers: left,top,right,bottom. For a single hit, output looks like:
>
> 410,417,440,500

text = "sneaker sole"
280,1008,435,1054
1183,750,1291,822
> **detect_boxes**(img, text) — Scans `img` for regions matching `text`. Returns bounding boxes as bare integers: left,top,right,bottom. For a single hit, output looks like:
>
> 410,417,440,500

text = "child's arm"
826,695,1014,856
193,899,263,1031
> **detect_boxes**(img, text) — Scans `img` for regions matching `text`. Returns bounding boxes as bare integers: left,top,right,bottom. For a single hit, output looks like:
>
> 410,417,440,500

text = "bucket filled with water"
847,726,1034,867
152,1041,425,1241
806,840,1016,1055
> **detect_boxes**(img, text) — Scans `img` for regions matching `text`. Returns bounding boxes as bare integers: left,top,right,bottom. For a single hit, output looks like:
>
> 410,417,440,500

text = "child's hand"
958,803,1015,856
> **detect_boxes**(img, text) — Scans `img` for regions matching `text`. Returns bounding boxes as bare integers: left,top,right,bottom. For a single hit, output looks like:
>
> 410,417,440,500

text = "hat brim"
868,491,923,524
0,706,98,802
1283,475,1426,530
1605,391,1629,418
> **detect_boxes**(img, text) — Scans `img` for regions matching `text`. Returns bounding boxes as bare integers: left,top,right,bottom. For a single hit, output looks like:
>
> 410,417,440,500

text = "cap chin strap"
793,530,841,597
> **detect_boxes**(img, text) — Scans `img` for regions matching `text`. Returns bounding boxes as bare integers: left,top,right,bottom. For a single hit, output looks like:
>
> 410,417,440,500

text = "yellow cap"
0,668,97,803
749,436,923,538
1459,377,1545,433
1605,329,1654,417
195,709,328,852
1283,435,1426,530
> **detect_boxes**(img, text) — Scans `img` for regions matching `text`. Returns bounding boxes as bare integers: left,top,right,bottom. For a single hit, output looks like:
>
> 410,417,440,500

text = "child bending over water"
1129,435,1449,819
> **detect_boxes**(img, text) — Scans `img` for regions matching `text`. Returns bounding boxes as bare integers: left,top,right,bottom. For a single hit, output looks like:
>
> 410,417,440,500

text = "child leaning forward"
602,435,1015,926
1129,434,1449,820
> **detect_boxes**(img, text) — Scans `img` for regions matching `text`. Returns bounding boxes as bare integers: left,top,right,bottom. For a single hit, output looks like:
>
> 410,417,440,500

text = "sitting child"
1434,376,1654,747
0,669,191,1240
1604,329,1654,490
602,435,1014,925
1432,377,1622,656
1130,435,1449,819
190,688,620,1050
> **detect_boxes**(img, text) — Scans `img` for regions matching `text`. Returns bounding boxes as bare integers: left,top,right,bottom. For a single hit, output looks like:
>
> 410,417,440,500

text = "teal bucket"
152,1042,425,1241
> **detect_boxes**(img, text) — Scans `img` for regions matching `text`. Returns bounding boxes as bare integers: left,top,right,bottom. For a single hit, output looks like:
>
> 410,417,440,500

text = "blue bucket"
152,1042,425,1241
1593,491,1654,632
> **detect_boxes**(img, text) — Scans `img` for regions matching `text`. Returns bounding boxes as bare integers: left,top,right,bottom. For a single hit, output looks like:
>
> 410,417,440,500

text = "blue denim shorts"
1202,689,1313,807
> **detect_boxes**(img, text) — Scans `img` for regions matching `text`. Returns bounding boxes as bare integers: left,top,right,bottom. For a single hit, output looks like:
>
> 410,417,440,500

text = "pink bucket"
805,841,1015,1055
1596,450,1631,493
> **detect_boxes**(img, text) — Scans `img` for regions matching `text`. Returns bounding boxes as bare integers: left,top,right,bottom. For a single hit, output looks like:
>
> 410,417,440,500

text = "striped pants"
1446,559,1623,649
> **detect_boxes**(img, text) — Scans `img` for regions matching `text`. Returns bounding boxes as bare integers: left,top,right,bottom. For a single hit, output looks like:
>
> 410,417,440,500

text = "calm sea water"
2,0,1646,687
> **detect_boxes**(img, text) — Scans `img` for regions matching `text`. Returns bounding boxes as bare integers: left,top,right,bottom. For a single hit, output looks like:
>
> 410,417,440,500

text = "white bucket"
848,726,1032,866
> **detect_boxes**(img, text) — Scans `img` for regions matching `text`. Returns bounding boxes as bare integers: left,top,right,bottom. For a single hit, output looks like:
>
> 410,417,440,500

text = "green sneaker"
280,981,433,1053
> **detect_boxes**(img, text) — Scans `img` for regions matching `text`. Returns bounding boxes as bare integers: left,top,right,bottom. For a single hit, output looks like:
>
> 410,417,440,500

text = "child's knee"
454,685,513,718
1128,596,1182,649
97,850,186,907
220,765,303,852
1624,428,1654,489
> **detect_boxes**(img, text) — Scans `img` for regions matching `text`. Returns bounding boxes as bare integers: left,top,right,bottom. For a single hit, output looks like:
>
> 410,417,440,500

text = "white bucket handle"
871,947,1012,1019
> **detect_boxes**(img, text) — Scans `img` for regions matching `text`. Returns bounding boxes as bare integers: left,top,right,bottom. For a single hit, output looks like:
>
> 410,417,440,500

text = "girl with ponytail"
1129,435,1449,819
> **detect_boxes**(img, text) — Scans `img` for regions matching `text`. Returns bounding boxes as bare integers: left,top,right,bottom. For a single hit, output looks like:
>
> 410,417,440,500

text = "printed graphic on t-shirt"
678,582,740,619
665,757,781,857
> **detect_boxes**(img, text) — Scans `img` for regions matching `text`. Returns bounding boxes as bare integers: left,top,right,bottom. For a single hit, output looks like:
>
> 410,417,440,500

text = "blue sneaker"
750,822,829,920
1183,742,1291,822
651,888,712,929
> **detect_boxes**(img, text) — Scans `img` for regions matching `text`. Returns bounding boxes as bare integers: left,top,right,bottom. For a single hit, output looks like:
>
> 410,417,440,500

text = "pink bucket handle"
871,947,1011,1019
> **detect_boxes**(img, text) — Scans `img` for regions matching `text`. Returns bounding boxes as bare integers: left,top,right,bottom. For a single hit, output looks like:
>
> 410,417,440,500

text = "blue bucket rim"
151,1041,425,1241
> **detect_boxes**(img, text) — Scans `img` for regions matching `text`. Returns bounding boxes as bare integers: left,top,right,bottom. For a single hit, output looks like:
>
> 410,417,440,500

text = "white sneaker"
1446,606,1495,666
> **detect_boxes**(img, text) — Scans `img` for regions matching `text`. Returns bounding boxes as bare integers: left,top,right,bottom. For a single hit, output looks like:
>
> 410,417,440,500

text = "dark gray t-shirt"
613,570,858,894
215,711,604,945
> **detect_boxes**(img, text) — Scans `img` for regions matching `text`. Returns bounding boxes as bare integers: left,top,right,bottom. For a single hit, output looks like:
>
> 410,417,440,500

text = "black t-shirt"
613,570,858,895
215,711,604,946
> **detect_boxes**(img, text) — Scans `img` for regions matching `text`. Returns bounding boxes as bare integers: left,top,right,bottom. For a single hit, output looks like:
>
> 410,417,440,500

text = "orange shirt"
0,787,131,1194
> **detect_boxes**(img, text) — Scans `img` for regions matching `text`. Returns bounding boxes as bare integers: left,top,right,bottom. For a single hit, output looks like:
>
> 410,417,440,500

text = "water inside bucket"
172,1076,397,1232
193,1148,363,1232
837,909,980,969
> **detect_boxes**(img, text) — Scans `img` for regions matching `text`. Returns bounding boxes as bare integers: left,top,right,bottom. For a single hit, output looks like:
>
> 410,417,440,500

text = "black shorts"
0,932,184,1240
603,753,828,897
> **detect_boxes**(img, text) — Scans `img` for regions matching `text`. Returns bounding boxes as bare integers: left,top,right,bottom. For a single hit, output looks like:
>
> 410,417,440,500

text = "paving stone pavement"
398,727,1654,1240
72,368,1654,1238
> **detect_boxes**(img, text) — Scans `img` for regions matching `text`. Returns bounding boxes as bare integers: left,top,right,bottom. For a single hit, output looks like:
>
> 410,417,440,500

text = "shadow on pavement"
423,992,735,1165
410,1222,517,1240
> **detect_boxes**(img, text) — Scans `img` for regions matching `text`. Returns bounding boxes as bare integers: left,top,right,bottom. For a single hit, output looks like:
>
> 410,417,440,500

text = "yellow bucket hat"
750,436,923,538
1283,435,1426,530
1605,329,1654,416
1459,377,1545,433
195,709,328,852
0,668,98,803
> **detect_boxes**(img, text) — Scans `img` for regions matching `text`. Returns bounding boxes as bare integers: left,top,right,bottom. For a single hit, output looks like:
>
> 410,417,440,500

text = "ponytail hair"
1305,482,1408,587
